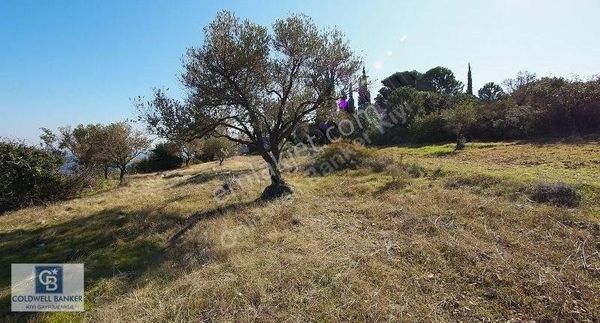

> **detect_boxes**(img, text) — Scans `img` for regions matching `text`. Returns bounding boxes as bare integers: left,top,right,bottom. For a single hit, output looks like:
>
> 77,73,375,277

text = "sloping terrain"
1,139,599,322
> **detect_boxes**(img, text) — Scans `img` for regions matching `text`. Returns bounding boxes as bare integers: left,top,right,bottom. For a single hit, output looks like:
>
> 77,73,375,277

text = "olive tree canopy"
137,11,361,198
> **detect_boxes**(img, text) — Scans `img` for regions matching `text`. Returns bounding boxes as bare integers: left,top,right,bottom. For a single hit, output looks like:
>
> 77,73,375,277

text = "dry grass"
1,141,599,322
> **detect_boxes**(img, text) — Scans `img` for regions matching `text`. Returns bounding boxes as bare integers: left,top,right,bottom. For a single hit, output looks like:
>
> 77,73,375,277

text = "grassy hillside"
1,139,599,322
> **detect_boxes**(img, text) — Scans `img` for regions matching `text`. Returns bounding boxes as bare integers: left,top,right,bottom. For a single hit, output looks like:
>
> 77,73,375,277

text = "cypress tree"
358,67,371,110
347,83,355,113
466,63,473,95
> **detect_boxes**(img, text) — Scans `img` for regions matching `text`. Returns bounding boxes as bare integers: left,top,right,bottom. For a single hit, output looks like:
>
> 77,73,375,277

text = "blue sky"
1,0,599,143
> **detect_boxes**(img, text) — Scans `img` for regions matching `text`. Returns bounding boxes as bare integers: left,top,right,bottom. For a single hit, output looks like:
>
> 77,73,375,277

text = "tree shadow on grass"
372,180,409,196
0,197,264,320
515,134,600,147
168,199,262,246
0,207,178,318
172,169,259,188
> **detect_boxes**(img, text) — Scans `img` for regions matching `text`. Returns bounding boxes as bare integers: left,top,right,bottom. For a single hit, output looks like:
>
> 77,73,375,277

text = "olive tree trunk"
456,133,466,150
118,166,126,185
260,151,292,200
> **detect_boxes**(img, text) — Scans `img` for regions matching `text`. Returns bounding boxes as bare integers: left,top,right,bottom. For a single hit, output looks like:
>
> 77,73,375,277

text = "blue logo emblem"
35,266,63,294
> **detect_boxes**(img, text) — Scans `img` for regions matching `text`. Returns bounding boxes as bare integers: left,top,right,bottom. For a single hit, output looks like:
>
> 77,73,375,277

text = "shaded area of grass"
0,198,256,321
168,199,262,245
172,169,258,188
0,156,267,321
0,207,179,319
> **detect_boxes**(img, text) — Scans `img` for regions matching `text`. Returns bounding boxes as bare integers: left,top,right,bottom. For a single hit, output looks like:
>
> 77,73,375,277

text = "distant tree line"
363,68,600,148
0,122,149,211
52,122,150,183
132,137,236,173
0,119,245,212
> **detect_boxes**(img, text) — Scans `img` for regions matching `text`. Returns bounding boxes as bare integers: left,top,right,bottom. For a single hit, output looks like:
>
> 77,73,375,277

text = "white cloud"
400,34,408,43
373,60,384,70
386,50,393,56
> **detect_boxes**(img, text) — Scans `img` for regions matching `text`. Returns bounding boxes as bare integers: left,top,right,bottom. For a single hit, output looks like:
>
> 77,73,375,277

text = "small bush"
150,142,183,171
367,155,427,179
213,175,243,200
308,140,372,176
431,167,444,178
386,164,409,183
365,155,394,172
132,157,151,173
530,183,580,207
405,162,427,177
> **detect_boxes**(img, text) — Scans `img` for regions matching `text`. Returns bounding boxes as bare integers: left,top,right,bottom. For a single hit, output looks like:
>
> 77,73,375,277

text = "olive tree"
179,139,202,167
137,11,361,198
442,100,477,150
199,137,236,166
57,124,114,178
104,123,150,184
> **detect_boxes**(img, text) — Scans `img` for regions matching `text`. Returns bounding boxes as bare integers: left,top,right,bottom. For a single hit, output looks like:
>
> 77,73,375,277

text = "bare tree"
137,11,361,198
502,71,537,104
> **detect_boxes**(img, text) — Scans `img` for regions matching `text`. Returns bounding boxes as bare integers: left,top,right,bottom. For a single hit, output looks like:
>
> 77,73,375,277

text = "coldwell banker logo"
11,264,84,312
35,266,63,294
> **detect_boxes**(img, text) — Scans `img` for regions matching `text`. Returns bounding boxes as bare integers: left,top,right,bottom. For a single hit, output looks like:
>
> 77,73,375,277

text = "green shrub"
408,113,453,143
133,157,151,173
363,154,429,178
0,141,81,212
431,167,444,178
385,164,409,183
405,162,427,177
471,101,535,140
308,140,372,175
133,142,188,173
